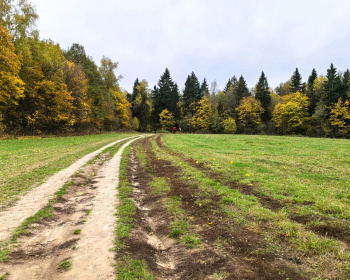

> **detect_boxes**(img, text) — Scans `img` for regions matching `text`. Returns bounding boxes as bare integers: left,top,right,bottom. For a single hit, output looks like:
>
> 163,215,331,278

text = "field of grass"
0,132,137,209
162,134,350,220
128,134,349,279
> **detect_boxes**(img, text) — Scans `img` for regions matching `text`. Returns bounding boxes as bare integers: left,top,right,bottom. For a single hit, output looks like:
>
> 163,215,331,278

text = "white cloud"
31,0,350,91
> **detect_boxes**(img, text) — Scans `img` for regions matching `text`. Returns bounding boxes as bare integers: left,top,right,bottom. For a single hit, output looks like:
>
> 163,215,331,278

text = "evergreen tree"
323,63,344,107
306,68,318,114
200,78,209,96
290,68,303,93
131,78,140,102
182,71,201,113
342,69,350,101
255,71,271,122
152,68,179,124
223,76,237,93
236,75,250,103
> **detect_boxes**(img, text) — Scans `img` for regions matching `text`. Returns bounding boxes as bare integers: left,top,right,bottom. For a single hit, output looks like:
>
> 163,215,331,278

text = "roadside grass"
115,145,154,279
0,272,9,280
153,135,350,278
0,133,138,208
57,260,72,271
116,257,153,280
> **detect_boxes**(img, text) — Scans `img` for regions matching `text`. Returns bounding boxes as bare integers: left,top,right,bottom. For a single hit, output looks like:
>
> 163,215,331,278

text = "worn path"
0,136,143,279
0,135,137,240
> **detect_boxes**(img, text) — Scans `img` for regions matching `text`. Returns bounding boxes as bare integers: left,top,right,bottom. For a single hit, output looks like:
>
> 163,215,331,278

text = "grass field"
0,132,137,209
115,134,350,279
1,133,350,279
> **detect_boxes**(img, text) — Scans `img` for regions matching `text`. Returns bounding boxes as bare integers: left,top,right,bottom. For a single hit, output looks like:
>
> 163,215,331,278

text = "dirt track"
0,136,142,279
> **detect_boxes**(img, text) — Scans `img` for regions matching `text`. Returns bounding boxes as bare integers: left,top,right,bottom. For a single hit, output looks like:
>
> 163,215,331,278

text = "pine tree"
290,68,303,93
131,78,140,102
236,75,250,103
255,71,271,122
342,69,350,101
323,63,344,107
306,68,318,114
152,68,179,123
223,76,237,93
182,71,201,113
200,78,209,96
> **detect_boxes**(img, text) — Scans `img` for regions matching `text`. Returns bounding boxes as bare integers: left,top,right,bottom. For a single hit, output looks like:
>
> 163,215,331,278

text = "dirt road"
0,136,143,279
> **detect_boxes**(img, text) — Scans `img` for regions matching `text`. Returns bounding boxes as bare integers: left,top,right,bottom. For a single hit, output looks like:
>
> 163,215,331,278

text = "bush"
222,117,237,134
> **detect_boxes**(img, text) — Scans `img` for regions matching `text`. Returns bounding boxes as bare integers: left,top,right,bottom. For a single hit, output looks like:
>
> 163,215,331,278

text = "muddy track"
155,135,350,246
126,137,307,279
0,136,143,279
122,149,188,279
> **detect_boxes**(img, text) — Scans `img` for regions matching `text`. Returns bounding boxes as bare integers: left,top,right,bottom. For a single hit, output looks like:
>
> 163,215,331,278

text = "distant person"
172,126,177,134
179,127,181,133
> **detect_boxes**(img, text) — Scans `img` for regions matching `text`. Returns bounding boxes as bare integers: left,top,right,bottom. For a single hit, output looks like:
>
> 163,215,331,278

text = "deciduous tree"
191,96,212,130
236,96,264,131
159,109,174,130
272,91,310,134
329,98,350,136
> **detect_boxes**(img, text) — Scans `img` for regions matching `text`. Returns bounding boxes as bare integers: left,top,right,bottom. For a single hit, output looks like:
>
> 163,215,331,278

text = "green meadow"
0,133,137,208
162,134,350,220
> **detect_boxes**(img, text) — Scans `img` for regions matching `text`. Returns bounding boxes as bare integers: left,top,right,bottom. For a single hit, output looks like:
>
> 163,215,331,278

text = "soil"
0,136,142,280
118,136,309,280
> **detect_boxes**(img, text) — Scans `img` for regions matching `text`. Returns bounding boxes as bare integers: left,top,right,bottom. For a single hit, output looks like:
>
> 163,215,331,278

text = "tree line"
0,0,130,135
130,65,350,138
1,0,350,138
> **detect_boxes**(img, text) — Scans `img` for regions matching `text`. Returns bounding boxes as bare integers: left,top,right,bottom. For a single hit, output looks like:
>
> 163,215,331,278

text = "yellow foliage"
329,98,350,135
114,91,131,129
0,26,24,111
272,91,310,134
159,109,174,130
191,96,212,130
236,96,264,129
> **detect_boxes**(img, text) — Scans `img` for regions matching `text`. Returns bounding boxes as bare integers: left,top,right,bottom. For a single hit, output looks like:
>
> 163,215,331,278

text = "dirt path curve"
0,136,138,241
0,136,144,280
60,136,143,280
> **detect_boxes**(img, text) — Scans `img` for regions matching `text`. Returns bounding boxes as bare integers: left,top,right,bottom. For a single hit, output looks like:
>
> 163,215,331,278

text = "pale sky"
30,0,350,92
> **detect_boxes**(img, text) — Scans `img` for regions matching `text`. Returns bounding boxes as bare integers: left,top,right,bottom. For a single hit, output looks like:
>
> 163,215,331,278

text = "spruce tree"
131,78,140,102
223,76,237,93
152,68,179,123
290,68,303,93
255,71,271,122
236,75,250,103
182,71,201,112
343,69,350,101
323,63,343,106
306,69,318,114
200,78,209,96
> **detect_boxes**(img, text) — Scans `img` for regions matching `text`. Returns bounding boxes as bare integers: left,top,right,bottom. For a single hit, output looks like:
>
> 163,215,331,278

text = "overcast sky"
30,0,350,93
